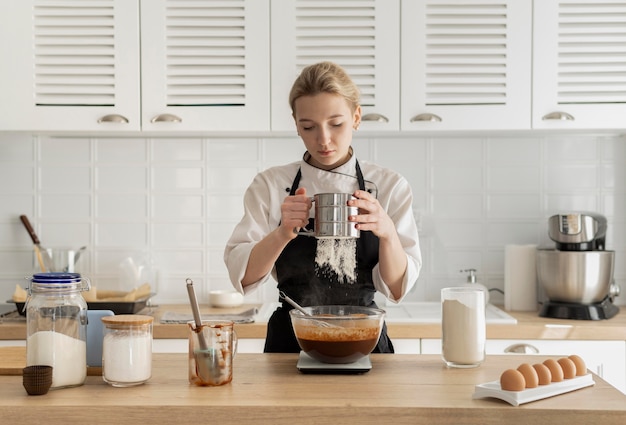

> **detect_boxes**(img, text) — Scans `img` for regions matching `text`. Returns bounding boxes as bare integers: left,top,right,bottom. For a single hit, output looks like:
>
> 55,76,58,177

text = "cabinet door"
532,0,626,129
270,0,399,132
140,0,270,132
0,0,141,131
401,0,532,130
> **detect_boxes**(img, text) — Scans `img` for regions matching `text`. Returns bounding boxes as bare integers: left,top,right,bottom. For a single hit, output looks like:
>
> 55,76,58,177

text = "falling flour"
315,238,357,284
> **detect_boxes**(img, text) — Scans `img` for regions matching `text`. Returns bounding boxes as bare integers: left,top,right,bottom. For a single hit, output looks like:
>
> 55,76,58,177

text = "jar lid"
101,314,154,326
32,272,81,283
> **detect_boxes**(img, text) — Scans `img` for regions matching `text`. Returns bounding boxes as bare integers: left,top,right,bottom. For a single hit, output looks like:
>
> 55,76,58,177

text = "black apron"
264,160,394,353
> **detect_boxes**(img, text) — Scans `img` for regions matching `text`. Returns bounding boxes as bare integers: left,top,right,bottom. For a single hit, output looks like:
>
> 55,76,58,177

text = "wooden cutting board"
0,346,101,376
0,346,26,375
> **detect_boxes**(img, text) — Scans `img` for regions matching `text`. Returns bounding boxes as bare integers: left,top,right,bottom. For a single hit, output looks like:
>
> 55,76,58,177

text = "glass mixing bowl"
289,305,385,364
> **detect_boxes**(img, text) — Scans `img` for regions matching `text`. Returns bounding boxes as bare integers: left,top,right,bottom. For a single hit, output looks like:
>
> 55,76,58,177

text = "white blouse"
224,153,422,303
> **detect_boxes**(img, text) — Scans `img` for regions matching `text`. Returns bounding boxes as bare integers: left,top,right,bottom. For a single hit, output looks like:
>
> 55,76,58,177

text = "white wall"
0,132,624,307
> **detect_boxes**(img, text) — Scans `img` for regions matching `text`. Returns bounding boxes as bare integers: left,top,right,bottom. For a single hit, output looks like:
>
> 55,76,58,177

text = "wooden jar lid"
101,314,154,327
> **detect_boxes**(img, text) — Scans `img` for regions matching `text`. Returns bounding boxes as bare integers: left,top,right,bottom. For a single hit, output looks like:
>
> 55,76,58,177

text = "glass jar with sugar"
101,314,153,387
26,272,90,388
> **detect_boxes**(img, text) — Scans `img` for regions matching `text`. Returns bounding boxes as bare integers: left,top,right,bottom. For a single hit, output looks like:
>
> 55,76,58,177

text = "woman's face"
293,92,361,170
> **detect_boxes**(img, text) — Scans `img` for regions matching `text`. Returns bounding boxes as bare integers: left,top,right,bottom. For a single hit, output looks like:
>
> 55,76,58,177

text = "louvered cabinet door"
270,0,400,132
0,0,141,132
140,0,270,132
532,0,626,130
400,0,532,130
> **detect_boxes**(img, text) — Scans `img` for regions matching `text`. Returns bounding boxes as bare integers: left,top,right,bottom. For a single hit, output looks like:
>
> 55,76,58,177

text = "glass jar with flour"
101,315,153,387
441,287,486,368
26,272,90,388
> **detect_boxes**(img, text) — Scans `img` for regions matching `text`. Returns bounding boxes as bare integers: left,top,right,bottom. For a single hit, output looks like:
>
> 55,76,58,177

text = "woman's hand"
279,187,312,240
348,190,396,240
349,189,407,299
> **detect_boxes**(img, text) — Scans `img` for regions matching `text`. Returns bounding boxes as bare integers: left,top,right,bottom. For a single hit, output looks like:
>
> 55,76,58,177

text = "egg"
533,363,552,385
558,357,577,379
543,359,564,382
568,354,587,376
517,363,539,388
500,369,526,392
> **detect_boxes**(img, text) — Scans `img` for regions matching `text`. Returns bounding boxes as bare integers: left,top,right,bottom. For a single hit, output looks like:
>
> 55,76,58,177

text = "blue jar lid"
32,272,82,283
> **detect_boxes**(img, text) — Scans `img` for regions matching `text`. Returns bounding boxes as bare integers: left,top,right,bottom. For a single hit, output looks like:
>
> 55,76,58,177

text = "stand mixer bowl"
536,249,615,304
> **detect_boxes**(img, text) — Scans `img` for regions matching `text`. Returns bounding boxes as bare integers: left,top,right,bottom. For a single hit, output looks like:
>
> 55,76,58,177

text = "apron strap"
290,168,302,196
290,159,366,195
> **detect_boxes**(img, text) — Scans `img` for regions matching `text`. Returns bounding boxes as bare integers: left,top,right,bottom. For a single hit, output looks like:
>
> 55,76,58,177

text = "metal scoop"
186,278,220,383
279,291,339,328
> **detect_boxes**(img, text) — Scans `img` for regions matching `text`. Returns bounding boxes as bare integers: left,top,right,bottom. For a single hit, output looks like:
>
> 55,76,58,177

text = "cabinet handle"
361,113,389,123
151,113,182,123
97,114,129,124
504,343,539,354
410,113,442,122
542,111,575,121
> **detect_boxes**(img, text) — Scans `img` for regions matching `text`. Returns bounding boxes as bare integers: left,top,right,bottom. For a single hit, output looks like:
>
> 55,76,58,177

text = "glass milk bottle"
101,315,154,387
26,272,89,388
441,287,486,368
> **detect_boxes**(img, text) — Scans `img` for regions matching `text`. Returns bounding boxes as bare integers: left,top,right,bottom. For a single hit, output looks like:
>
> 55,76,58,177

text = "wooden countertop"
2,304,625,341
1,353,625,425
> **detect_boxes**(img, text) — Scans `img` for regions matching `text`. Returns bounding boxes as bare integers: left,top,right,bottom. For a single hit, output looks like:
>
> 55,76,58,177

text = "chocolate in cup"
23,365,53,396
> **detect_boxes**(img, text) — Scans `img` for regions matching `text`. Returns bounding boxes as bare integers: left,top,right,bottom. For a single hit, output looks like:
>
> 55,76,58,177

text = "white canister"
441,287,486,368
101,315,153,387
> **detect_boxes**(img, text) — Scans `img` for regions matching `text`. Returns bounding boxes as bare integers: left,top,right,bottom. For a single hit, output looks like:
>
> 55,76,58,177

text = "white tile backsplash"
487,194,540,218
488,166,540,191
97,166,147,191
96,222,147,246
152,167,203,190
153,222,204,247
96,138,148,162
41,223,90,247
0,166,34,192
432,166,483,192
544,137,598,162
153,195,204,218
153,138,203,161
97,194,146,219
0,133,624,308
546,194,599,213
433,194,482,218
40,166,91,192
40,137,91,163
545,165,598,191
42,194,91,218
487,137,540,162
432,138,483,161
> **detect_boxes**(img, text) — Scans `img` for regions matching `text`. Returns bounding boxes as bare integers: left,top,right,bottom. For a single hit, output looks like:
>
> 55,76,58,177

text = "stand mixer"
536,212,620,320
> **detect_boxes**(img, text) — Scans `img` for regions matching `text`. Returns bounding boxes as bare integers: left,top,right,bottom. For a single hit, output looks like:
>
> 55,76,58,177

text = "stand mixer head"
547,212,607,251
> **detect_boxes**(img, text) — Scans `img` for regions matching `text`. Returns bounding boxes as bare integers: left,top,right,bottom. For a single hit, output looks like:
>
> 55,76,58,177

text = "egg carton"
472,373,594,406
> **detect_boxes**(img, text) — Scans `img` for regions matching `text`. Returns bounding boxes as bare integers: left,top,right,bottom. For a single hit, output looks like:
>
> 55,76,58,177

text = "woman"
224,61,421,353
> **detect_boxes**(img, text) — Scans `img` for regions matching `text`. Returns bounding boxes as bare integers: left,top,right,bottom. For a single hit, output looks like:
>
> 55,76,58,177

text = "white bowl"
208,290,244,308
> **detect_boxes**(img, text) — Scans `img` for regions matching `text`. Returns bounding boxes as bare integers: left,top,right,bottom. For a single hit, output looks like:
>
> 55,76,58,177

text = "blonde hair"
288,61,360,116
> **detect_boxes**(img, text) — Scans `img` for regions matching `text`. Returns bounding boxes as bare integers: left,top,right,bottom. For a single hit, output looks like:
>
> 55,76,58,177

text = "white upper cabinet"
532,0,626,130
0,0,269,132
2,0,624,133
400,0,532,130
141,0,270,132
0,0,141,131
270,0,399,132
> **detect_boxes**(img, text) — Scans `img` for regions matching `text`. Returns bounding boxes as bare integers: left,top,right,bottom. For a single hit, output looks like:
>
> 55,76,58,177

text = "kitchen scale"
539,296,619,320
296,351,372,374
